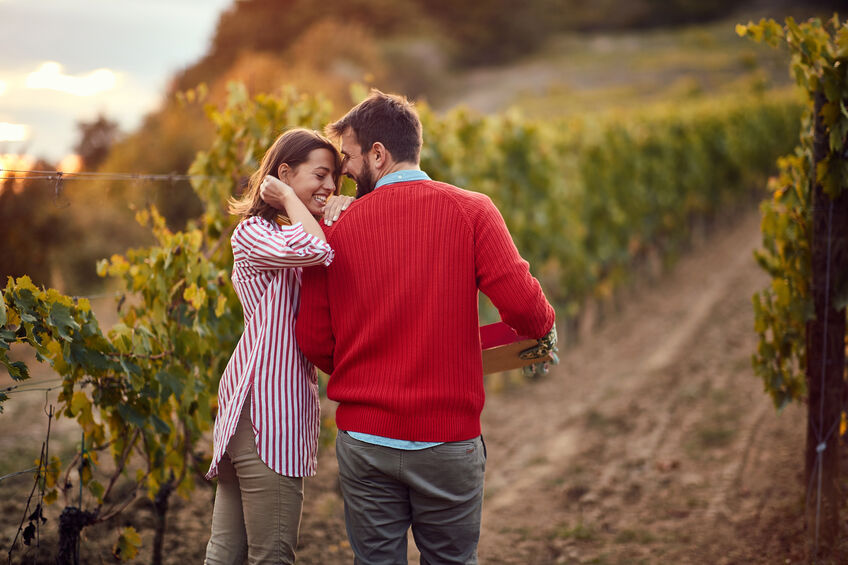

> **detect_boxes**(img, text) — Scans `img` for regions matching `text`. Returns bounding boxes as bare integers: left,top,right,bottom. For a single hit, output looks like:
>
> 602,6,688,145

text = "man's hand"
260,175,295,209
521,325,559,379
323,194,355,226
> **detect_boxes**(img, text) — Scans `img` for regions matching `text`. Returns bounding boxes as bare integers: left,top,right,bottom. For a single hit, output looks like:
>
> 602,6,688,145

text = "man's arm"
295,264,335,374
473,196,555,339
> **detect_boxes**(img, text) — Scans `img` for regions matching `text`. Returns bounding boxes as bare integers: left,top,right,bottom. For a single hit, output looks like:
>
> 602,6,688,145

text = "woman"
205,128,352,564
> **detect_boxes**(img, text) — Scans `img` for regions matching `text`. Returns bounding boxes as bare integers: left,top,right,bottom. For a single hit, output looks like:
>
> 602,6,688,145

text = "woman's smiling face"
283,148,338,216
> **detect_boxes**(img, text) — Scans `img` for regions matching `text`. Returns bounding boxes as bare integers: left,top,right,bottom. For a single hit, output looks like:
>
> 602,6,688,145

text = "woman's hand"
260,175,295,210
322,195,355,226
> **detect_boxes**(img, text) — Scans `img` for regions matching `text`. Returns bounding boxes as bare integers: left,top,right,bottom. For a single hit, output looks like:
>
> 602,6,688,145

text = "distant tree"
172,0,423,93
0,163,78,289
74,114,121,171
93,106,209,230
418,0,552,65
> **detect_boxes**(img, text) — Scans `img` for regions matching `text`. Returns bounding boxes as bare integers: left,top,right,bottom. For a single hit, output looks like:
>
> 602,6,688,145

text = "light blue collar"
375,169,430,189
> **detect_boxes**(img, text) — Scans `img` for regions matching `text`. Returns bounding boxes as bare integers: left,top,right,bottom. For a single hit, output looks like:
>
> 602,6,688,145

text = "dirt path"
1,210,811,564
471,210,808,564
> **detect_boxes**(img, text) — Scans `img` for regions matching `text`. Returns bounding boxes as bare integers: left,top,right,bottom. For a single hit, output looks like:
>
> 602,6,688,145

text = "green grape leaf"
151,414,171,435
155,370,184,400
89,480,105,503
47,302,81,341
116,404,146,429
6,360,30,381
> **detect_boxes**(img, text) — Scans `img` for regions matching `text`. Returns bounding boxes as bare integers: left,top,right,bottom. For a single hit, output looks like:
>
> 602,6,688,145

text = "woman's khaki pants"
204,399,304,565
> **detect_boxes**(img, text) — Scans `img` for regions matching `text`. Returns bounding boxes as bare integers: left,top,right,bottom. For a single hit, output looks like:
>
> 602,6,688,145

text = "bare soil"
0,210,827,563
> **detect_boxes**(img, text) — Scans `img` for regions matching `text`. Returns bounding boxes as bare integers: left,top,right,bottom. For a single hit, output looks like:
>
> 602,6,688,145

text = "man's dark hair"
326,89,422,164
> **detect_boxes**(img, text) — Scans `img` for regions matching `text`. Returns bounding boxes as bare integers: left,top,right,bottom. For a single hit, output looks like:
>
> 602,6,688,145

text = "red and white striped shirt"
206,216,334,479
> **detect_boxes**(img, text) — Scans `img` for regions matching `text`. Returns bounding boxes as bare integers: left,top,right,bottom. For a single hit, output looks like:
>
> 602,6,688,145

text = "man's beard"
353,164,376,198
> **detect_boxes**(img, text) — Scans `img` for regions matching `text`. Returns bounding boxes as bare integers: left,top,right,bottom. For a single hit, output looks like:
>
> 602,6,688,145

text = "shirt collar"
375,169,431,190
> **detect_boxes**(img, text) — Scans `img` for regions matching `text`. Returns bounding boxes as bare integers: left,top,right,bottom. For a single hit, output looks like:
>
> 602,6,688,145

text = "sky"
0,0,233,163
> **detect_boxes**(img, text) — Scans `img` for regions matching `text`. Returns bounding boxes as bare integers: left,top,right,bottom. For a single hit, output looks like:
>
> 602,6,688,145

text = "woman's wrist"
260,175,295,210
280,189,297,206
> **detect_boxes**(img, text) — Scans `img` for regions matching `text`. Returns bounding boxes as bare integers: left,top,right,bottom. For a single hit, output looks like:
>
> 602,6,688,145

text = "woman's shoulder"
232,215,273,245
240,215,274,227
232,215,310,248
234,215,277,234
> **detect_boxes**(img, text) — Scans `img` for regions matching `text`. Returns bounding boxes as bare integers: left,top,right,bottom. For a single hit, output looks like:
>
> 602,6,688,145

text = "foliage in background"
418,90,801,323
0,170,83,290
739,15,848,408
74,115,122,172
44,0,829,290
92,103,212,229
173,0,426,94
0,84,334,561
174,0,840,83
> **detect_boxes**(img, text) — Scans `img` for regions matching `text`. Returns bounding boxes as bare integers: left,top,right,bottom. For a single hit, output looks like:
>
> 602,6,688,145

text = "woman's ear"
277,163,289,181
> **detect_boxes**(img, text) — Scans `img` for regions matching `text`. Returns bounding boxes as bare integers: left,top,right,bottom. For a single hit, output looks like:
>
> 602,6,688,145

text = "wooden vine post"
741,15,847,560
806,90,847,558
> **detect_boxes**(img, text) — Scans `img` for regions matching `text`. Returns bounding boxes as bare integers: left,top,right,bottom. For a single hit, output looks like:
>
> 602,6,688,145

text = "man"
295,90,556,564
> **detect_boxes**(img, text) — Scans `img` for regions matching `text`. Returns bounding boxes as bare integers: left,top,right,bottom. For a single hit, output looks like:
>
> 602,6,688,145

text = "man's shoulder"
419,180,493,208
327,180,495,238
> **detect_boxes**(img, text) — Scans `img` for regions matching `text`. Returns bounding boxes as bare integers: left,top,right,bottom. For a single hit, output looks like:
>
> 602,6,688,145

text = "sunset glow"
0,153,37,193
0,153,35,173
57,153,82,173
25,61,117,96
0,80,7,96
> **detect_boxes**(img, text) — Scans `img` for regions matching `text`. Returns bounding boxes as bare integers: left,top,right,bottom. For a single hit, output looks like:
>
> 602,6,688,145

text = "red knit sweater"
295,179,555,442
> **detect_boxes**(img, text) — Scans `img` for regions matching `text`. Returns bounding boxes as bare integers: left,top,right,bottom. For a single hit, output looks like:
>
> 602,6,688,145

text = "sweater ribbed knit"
295,179,555,442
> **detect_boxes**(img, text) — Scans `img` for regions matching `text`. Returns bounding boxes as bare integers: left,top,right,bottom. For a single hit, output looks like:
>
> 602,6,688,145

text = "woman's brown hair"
229,128,341,222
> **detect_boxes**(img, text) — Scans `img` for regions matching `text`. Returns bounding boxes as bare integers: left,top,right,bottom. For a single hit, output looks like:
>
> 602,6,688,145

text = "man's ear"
372,142,388,170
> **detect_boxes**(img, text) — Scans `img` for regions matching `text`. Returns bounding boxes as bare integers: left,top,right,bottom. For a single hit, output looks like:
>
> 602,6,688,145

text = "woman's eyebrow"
314,165,331,172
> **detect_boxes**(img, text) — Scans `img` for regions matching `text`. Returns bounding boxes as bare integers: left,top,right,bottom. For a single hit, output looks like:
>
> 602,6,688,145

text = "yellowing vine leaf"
113,526,142,562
